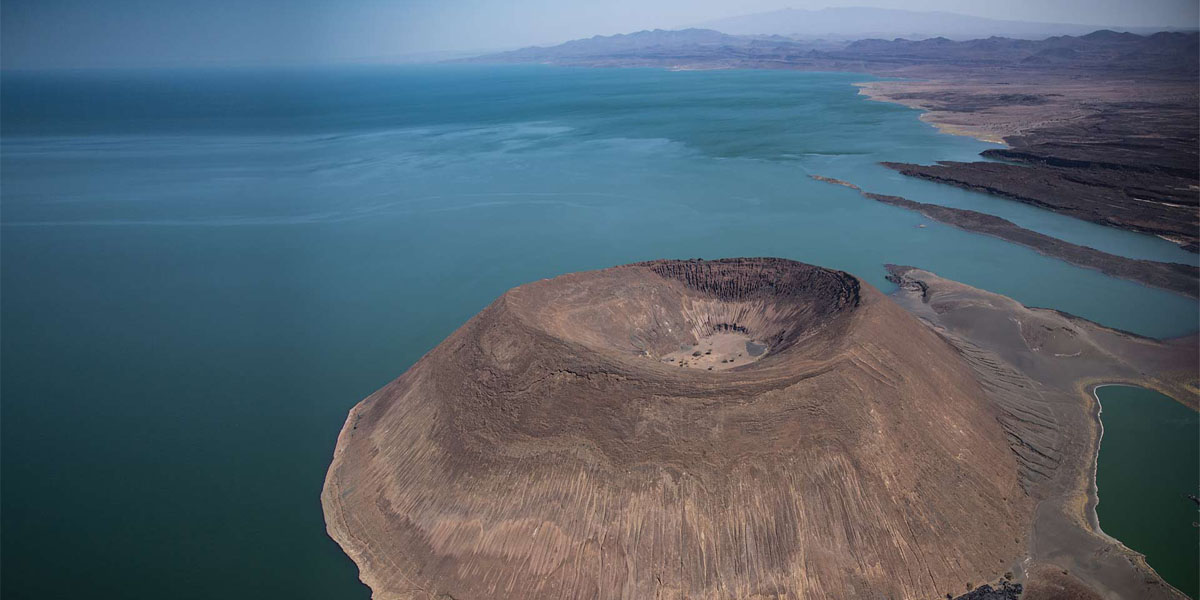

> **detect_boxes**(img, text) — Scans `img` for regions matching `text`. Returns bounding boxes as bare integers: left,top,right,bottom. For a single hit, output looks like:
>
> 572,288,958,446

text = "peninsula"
809,175,1199,298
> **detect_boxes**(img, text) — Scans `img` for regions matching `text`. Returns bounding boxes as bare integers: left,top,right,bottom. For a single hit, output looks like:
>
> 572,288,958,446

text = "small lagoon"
1095,385,1199,599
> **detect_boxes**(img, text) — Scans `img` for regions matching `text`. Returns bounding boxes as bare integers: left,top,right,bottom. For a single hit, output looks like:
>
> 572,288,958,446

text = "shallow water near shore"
3,65,1197,599
1095,385,1199,599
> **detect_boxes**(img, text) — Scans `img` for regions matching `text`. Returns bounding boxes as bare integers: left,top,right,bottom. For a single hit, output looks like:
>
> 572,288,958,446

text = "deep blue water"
2,64,1197,599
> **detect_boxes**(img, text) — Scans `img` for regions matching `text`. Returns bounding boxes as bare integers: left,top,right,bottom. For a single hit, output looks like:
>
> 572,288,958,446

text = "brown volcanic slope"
323,258,1029,600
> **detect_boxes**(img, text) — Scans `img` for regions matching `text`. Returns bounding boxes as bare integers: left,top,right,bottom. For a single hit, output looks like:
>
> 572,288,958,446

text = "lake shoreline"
1086,383,1199,599
854,81,1011,145
465,31,1200,253
886,265,1197,599
852,76,1199,253
811,175,1200,298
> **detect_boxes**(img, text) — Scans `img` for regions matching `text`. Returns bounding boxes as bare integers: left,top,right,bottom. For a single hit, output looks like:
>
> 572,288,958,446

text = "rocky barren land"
323,259,1198,599
885,265,1197,600
829,34,1199,253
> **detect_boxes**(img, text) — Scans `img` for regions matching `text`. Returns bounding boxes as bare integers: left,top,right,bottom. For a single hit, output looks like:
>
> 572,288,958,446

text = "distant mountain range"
692,7,1190,40
469,29,797,64
464,28,1199,76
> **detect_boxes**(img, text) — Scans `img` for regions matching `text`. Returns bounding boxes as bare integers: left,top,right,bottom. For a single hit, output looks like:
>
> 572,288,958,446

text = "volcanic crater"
323,258,1029,599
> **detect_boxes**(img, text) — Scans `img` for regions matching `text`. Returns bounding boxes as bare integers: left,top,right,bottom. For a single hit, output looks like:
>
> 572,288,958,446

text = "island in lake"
324,259,1198,599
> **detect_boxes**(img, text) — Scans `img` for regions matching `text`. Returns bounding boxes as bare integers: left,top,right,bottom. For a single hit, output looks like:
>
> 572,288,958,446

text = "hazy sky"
4,0,1197,69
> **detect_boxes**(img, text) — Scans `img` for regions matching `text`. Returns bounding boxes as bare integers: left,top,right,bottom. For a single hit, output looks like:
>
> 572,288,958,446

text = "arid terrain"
324,259,1032,599
323,258,1198,599
885,265,1197,600
826,38,1199,253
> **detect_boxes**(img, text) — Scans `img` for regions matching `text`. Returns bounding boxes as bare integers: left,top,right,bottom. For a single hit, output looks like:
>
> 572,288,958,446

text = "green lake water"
1095,385,1200,599
2,65,1197,599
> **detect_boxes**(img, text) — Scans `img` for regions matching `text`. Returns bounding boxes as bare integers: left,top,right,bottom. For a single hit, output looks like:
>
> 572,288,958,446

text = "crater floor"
658,332,767,370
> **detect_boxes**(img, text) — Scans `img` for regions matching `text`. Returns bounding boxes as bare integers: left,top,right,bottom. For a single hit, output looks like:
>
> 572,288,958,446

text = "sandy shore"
855,81,1013,144
886,265,1196,599
854,77,1197,146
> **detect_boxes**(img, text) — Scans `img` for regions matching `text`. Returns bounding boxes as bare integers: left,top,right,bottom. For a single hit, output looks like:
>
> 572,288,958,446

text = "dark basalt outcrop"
810,175,1199,297
323,258,1029,599
882,158,1199,252
874,84,1199,253
952,581,1022,600
644,258,861,306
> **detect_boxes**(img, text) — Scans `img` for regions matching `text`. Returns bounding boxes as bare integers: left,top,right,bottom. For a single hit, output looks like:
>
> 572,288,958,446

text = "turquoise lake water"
1096,385,1200,599
2,65,1197,599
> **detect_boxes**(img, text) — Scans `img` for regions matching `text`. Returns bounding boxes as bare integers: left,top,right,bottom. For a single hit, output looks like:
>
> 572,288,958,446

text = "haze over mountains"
463,6,1196,68
692,7,1187,41
468,28,1200,76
